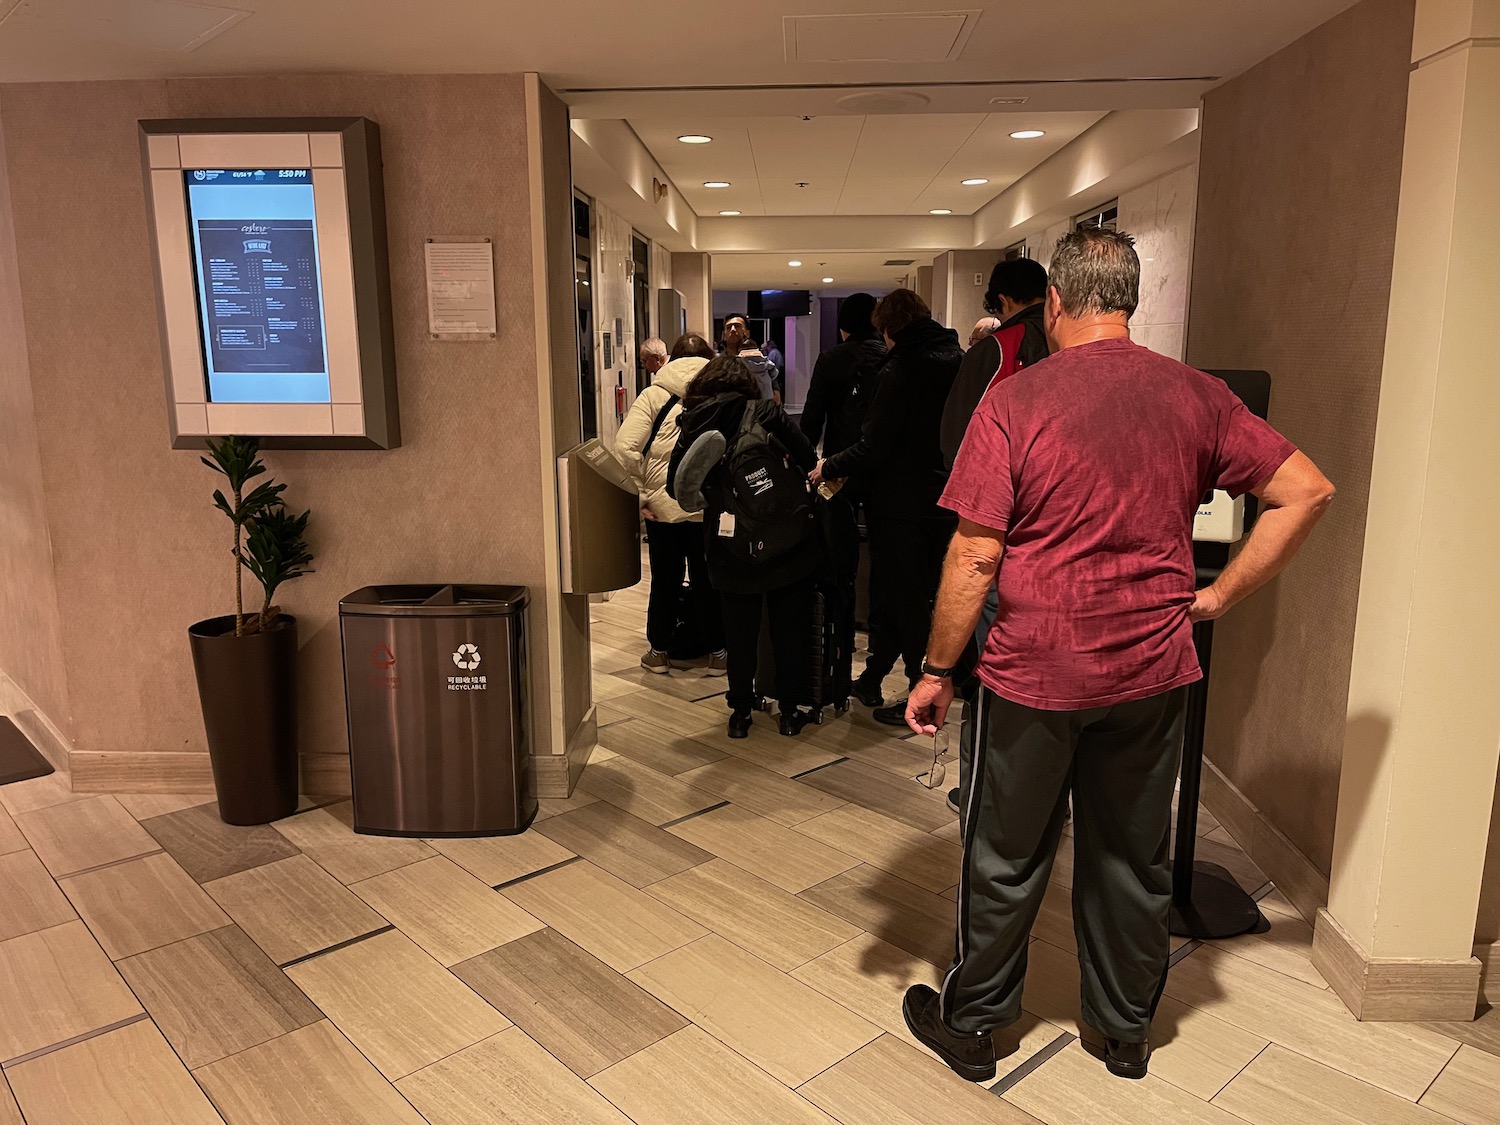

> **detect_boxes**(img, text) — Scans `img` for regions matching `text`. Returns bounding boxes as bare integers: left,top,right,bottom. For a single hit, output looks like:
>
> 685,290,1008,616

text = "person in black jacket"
801,293,886,458
940,258,1051,466
668,356,821,739
812,289,962,724
801,293,898,707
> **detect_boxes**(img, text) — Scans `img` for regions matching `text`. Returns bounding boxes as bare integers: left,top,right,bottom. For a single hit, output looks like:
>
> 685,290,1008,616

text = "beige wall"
670,252,712,340
0,104,70,735
0,73,575,780
1118,163,1197,363
1186,0,1416,872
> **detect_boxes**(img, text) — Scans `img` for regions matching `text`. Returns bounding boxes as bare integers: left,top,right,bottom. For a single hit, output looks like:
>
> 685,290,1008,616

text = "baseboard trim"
71,751,214,794
1313,908,1481,1021
1199,757,1330,924
1477,941,1500,1005
301,753,351,798
0,672,73,773
533,707,598,799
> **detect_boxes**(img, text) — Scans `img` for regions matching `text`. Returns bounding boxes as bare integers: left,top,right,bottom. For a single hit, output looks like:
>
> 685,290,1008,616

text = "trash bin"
339,584,535,837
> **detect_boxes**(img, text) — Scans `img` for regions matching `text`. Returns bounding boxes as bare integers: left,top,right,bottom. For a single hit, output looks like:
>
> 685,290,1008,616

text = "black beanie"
837,292,877,337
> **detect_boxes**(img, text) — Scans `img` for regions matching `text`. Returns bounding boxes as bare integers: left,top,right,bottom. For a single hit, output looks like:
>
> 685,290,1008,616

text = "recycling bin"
339,584,535,836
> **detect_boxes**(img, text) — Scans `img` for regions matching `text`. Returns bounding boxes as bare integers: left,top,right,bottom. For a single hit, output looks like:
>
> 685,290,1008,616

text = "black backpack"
721,402,816,562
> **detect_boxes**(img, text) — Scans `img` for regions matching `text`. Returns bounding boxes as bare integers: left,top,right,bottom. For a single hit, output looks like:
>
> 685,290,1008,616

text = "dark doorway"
632,233,651,394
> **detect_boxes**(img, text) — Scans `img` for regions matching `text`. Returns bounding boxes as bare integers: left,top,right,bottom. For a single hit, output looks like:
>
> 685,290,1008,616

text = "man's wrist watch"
920,659,955,680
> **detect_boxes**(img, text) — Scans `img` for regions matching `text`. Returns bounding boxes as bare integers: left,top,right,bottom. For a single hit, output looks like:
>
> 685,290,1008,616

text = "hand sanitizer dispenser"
1193,489,1246,544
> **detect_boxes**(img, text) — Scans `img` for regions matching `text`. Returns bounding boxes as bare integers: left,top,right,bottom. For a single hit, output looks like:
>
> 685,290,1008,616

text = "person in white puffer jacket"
614,333,727,675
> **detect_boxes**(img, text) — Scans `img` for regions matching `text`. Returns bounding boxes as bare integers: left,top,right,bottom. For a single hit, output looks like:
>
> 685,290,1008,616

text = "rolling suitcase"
752,495,857,719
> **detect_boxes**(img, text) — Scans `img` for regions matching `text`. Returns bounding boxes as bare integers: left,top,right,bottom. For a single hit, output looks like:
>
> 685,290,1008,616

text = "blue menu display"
184,169,332,404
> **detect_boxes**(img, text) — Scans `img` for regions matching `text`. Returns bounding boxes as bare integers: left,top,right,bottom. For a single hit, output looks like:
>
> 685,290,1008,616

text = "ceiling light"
822,277,834,284
788,260,802,267
929,209,952,216
961,178,989,186
1009,129,1045,140
703,181,731,188
678,134,713,144
719,210,741,216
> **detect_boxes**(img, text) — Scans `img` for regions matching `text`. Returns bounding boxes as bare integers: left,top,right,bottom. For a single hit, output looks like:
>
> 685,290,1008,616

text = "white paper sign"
425,238,497,336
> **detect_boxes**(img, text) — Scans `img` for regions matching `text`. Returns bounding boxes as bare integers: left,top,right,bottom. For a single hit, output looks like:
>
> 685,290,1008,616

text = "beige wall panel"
1186,0,1416,872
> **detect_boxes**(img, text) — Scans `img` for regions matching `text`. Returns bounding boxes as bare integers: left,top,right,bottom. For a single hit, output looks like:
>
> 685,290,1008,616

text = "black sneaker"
872,701,909,727
727,710,752,740
902,985,996,1082
946,788,961,815
852,676,885,709
1103,1038,1151,1080
778,708,812,737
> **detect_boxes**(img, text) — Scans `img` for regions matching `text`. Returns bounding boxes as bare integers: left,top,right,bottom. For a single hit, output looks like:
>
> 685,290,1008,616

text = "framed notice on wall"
425,237,497,338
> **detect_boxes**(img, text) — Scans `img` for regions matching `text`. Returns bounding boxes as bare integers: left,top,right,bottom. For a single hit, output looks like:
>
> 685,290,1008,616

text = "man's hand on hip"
1189,585,1226,622
906,675,955,736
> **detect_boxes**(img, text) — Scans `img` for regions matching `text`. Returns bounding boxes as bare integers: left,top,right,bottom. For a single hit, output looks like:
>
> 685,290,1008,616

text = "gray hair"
640,337,668,360
1048,228,1140,319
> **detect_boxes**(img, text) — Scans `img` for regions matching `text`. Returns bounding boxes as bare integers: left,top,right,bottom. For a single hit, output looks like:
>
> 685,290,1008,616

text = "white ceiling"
632,112,1104,218
0,0,1359,88
711,251,927,291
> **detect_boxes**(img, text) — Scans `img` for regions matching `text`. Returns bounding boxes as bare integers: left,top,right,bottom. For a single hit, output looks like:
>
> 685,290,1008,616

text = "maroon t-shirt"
942,338,1296,711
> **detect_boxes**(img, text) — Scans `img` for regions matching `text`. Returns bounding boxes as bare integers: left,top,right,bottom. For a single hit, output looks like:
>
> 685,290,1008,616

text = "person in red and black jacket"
939,258,1051,467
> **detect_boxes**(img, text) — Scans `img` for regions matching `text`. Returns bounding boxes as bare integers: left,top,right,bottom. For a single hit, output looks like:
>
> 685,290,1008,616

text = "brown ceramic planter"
188,614,299,825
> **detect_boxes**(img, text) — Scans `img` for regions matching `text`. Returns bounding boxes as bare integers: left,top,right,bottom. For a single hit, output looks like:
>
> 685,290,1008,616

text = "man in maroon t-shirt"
899,228,1334,1084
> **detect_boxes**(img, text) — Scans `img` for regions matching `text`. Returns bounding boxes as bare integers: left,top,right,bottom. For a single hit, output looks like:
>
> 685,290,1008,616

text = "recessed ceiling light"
678,134,713,144
1009,129,1045,140
788,260,802,267
703,181,731,188
961,177,989,186
822,277,834,284
930,209,953,216
719,210,741,216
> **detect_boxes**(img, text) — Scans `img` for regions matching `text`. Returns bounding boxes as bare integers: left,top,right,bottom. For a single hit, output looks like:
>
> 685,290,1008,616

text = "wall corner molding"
533,705,598,799
1313,908,1481,1022
1199,757,1330,924
0,672,73,773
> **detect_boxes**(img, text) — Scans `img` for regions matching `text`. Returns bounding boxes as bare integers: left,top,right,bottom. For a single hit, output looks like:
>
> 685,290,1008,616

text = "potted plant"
187,437,314,825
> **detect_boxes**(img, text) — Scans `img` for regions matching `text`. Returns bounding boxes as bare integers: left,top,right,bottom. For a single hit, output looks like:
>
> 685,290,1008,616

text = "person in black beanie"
812,289,962,723
801,293,898,705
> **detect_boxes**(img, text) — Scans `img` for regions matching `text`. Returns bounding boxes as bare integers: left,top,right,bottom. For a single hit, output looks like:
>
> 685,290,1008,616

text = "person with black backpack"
613,333,726,676
667,355,822,739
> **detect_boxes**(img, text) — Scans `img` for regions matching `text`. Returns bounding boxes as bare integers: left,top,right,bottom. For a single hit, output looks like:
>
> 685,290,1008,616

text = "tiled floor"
0,578,1492,1125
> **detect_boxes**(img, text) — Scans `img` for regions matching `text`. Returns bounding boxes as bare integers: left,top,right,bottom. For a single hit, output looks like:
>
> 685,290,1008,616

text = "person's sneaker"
902,985,996,1082
779,708,812,737
852,675,885,709
727,710,753,739
640,649,672,675
872,701,909,727
946,788,961,815
1103,1038,1151,1080
706,650,728,677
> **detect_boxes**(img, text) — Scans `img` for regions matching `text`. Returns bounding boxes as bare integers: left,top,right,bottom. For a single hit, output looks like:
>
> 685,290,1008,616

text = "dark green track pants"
942,686,1187,1043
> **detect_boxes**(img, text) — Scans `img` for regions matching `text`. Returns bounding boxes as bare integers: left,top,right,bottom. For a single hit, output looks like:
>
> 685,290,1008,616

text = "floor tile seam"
990,1030,1077,1097
1412,1039,1466,1108
1202,1039,1274,1109
292,845,439,891
789,758,851,782
51,846,166,881
1156,944,1464,1085
657,801,733,831
0,1011,152,1070
491,855,583,891
277,923,397,970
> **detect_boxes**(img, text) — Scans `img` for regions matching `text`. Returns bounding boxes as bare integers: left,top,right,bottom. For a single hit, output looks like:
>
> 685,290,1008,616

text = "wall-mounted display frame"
139,117,400,449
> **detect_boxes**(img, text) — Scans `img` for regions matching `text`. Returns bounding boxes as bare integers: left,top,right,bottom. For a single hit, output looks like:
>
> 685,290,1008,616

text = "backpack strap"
643,393,681,453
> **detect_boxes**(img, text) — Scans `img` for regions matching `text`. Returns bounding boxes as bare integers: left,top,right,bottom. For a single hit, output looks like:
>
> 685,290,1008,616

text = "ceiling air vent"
884,259,917,267
0,0,249,52
784,11,981,63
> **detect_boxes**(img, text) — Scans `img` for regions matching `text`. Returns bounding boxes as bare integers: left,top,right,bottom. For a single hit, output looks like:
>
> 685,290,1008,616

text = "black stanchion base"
1168,862,1265,940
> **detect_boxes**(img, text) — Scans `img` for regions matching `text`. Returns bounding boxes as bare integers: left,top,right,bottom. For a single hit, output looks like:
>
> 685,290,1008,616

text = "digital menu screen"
184,169,331,404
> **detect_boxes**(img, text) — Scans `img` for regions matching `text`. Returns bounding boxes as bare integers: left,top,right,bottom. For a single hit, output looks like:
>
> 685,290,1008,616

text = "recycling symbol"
452,644,482,671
